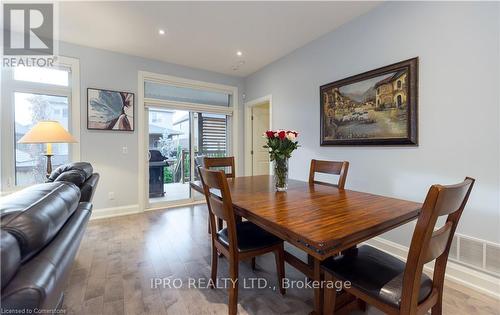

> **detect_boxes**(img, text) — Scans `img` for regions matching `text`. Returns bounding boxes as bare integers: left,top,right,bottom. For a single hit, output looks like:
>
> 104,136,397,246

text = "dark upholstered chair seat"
217,221,282,252
321,245,433,308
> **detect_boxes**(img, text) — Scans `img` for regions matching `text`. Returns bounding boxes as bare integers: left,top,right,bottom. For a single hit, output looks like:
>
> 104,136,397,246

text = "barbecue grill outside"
149,150,168,198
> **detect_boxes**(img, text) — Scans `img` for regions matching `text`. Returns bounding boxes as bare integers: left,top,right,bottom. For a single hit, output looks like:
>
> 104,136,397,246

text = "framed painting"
320,57,418,145
87,88,135,131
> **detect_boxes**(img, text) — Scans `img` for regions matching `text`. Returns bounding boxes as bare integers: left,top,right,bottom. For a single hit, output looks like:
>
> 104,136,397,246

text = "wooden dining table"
190,175,421,314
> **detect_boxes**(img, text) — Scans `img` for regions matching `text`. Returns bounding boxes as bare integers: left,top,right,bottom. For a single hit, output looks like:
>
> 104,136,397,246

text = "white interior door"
251,103,270,175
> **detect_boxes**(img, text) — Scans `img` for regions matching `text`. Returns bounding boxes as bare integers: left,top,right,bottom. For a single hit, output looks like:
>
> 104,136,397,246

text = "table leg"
311,257,323,315
235,215,242,224
307,254,314,267
307,254,314,281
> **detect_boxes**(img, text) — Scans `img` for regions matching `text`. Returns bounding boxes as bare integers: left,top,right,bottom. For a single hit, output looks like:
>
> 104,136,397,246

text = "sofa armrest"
80,173,99,203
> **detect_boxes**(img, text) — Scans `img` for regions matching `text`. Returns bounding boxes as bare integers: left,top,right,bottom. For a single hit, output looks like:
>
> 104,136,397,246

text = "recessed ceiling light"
236,51,243,56
158,29,166,35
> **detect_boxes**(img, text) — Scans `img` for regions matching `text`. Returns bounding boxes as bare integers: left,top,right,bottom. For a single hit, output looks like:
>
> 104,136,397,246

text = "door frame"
244,95,272,176
138,71,239,212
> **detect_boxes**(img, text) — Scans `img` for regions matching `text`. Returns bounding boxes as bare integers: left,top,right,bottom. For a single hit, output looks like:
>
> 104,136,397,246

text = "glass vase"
273,157,289,192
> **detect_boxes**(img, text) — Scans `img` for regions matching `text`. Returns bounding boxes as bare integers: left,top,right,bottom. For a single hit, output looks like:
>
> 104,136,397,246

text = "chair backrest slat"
400,177,474,313
207,193,228,221
203,157,235,178
423,222,453,263
434,182,472,216
308,159,349,189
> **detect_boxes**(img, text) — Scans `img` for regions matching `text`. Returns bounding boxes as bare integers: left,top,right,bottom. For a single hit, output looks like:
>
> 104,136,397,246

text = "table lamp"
18,121,77,177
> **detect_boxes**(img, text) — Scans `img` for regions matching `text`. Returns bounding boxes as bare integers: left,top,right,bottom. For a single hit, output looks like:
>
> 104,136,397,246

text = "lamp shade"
18,121,77,144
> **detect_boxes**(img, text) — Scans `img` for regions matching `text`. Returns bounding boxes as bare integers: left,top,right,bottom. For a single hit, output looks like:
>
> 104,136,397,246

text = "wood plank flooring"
63,205,499,315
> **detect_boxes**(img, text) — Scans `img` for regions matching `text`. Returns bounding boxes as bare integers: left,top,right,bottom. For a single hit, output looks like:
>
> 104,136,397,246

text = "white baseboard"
90,200,206,220
364,237,500,300
145,199,206,212
90,204,141,220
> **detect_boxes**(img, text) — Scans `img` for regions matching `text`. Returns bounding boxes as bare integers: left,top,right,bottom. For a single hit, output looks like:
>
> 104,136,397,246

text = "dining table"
190,175,421,314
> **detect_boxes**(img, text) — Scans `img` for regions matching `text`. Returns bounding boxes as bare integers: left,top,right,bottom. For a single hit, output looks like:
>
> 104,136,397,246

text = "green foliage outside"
183,153,190,180
163,166,173,183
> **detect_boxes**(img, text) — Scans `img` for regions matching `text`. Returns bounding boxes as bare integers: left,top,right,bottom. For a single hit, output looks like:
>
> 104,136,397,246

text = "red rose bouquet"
263,130,299,191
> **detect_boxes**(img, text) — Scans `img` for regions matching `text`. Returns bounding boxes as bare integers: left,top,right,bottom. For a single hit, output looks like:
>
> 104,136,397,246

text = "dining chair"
307,159,350,267
198,167,286,315
309,159,349,189
322,177,475,315
203,156,236,233
203,156,235,178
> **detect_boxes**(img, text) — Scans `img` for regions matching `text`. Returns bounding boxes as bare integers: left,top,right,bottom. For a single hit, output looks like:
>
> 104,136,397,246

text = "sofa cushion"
0,203,92,311
47,162,93,183
1,230,21,289
54,170,87,187
0,182,81,262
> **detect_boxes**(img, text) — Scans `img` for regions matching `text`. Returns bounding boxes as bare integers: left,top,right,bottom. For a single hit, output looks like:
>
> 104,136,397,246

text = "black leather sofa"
0,163,98,312
46,162,100,202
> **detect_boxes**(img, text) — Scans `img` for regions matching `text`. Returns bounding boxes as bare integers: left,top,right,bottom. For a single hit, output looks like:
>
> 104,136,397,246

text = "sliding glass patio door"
147,108,193,205
142,74,236,209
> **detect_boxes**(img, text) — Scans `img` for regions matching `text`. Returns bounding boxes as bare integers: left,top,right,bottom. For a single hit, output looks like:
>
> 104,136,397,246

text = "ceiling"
59,2,380,77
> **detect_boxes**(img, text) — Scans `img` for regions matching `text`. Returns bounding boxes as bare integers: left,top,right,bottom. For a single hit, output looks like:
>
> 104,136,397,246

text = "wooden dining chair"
203,156,236,233
203,156,235,178
198,167,286,315
309,159,349,189
322,177,475,315
307,159,350,267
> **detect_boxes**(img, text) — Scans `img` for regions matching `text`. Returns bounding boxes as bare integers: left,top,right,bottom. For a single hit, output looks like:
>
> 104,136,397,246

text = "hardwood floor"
63,205,499,315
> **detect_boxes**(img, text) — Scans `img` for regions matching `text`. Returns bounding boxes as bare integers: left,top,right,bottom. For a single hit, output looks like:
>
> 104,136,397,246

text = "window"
15,93,69,185
14,66,69,86
397,80,402,89
1,57,80,189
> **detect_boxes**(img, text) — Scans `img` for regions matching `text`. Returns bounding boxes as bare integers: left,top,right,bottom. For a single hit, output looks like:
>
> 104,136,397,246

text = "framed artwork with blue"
87,88,134,131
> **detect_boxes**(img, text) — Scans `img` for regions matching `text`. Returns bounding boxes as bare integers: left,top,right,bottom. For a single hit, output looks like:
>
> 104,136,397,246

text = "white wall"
244,2,500,244
59,42,244,210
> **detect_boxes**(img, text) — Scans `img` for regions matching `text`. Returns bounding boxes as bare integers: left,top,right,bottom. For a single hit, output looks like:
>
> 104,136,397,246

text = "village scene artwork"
321,69,410,143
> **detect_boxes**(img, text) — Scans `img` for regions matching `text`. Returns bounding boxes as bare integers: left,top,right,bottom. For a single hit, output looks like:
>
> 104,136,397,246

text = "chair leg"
210,245,218,289
274,244,286,295
431,293,443,315
358,299,367,312
323,272,337,315
228,258,239,315
251,257,256,270
208,218,211,234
